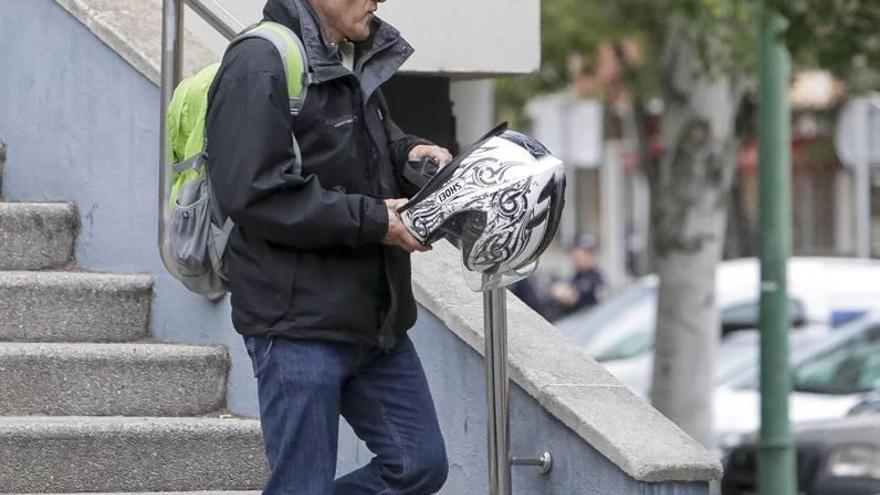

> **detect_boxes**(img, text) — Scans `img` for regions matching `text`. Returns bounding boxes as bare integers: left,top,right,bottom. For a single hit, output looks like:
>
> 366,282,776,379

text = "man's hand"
551,281,578,307
409,145,453,170
382,199,431,253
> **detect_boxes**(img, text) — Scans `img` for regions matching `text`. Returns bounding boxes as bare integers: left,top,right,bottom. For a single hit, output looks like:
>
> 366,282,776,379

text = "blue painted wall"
396,308,708,495
0,2,707,493
0,0,260,418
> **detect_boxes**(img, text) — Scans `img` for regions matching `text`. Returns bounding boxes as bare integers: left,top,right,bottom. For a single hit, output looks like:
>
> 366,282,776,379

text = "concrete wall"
0,2,715,492
184,0,541,75
369,308,708,495
0,0,260,417
451,80,497,147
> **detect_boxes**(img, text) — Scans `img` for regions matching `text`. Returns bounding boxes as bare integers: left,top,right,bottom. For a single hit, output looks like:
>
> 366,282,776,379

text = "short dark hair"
571,233,597,251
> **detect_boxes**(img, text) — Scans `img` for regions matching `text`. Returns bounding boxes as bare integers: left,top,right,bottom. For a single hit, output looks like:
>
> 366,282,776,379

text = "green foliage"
779,0,880,82
495,0,619,127
497,0,880,125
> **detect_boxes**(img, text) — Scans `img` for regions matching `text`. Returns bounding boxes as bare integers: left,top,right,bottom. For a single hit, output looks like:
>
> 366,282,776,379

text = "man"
549,234,605,319
205,0,452,493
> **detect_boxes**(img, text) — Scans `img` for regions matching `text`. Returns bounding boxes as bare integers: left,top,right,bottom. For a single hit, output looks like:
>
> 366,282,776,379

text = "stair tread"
0,341,225,356
0,416,267,492
0,344,229,416
0,270,152,343
24,492,262,495
0,201,76,208
0,203,77,270
0,270,153,285
25,493,261,495
0,415,259,427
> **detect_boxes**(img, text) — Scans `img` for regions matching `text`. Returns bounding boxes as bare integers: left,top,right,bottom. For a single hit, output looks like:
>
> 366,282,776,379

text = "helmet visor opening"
435,210,487,260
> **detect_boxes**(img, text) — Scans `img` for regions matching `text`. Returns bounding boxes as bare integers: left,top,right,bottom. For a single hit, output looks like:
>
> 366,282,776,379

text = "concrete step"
22,493,262,495
22,492,262,495
0,343,228,416
0,271,151,342
0,416,267,492
0,202,77,270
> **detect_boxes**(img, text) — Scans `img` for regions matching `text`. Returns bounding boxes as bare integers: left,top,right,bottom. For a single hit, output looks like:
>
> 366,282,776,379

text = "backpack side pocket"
169,171,227,295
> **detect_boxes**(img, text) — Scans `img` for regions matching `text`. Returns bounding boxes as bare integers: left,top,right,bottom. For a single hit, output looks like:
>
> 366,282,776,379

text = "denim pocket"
243,336,275,378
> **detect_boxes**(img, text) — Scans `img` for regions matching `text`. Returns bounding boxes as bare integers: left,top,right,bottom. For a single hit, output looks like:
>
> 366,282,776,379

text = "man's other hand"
408,145,453,169
382,199,431,253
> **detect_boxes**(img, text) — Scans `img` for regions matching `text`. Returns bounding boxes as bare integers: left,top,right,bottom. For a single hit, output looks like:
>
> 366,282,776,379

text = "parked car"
555,257,880,394
722,400,880,495
604,325,831,397
714,315,880,452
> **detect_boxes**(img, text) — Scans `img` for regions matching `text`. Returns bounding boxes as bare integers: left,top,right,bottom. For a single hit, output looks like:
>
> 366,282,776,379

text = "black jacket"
206,0,428,349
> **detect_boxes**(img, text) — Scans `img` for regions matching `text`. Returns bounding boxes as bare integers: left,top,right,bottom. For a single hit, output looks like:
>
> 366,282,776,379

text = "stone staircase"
0,155,266,492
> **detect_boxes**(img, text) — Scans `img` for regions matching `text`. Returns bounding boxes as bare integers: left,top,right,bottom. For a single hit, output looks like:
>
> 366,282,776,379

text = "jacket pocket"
226,232,298,328
285,248,382,335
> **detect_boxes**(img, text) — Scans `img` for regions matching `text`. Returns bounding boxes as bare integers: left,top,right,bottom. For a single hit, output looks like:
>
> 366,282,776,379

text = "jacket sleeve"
378,93,434,198
206,68,389,250
387,117,434,197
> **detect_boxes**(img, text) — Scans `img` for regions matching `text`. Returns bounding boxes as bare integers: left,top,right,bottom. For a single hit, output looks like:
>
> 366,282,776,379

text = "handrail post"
483,284,552,494
159,0,184,276
484,287,512,495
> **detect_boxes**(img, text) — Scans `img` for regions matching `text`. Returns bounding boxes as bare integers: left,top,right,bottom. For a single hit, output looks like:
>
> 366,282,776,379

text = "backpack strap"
230,21,310,116
227,21,311,175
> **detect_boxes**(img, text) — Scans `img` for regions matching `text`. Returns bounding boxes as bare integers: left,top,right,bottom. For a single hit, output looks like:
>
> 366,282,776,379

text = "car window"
583,298,656,361
720,298,807,334
793,327,880,395
555,281,657,361
728,320,880,391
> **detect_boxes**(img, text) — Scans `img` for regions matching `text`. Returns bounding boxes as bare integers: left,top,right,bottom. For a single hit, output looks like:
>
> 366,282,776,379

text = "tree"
623,2,754,447
620,0,879,447
498,0,880,447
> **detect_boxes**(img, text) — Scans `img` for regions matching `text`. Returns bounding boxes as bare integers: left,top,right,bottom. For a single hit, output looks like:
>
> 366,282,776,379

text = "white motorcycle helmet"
399,123,566,291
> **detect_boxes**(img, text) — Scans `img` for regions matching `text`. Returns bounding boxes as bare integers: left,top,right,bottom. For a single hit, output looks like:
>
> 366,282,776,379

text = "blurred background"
179,1,880,492
499,2,880,494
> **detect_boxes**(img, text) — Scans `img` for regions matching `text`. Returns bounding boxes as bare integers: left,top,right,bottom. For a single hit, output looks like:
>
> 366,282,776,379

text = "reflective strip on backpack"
172,153,205,174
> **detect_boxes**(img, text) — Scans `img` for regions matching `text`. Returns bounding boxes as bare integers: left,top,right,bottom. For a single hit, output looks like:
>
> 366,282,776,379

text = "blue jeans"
244,335,448,495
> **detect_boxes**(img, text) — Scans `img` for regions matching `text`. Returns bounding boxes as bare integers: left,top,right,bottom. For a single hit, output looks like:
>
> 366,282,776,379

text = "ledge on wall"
53,0,540,84
412,241,722,483
54,0,220,85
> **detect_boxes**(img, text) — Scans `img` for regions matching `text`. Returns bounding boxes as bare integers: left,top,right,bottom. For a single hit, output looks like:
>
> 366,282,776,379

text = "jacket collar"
262,0,413,98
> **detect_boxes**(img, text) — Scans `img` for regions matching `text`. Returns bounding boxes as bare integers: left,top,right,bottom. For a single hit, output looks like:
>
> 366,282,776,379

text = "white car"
714,315,880,451
555,257,880,394
603,326,830,397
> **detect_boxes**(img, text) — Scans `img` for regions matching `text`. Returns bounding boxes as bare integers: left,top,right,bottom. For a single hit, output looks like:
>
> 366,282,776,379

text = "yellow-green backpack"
165,21,309,296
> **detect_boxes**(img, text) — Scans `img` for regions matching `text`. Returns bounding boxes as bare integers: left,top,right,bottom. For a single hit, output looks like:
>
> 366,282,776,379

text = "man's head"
309,0,384,43
571,234,598,272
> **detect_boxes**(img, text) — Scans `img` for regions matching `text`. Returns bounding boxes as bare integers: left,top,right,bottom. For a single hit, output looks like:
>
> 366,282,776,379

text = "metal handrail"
158,0,243,282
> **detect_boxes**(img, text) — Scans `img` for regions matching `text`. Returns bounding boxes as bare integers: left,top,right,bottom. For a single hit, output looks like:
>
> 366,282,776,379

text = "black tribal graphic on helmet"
398,124,567,291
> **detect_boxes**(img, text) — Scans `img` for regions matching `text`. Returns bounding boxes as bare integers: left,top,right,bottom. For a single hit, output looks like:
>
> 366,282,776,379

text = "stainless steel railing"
158,0,243,280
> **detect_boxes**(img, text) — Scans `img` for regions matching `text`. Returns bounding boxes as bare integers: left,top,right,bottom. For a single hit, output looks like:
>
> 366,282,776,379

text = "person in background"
550,234,605,318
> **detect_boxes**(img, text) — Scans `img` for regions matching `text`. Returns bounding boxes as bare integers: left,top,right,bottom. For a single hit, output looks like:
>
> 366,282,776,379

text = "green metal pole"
757,8,796,495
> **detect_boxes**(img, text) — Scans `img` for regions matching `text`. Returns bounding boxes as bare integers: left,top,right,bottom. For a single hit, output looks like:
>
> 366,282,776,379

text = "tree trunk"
647,30,740,447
